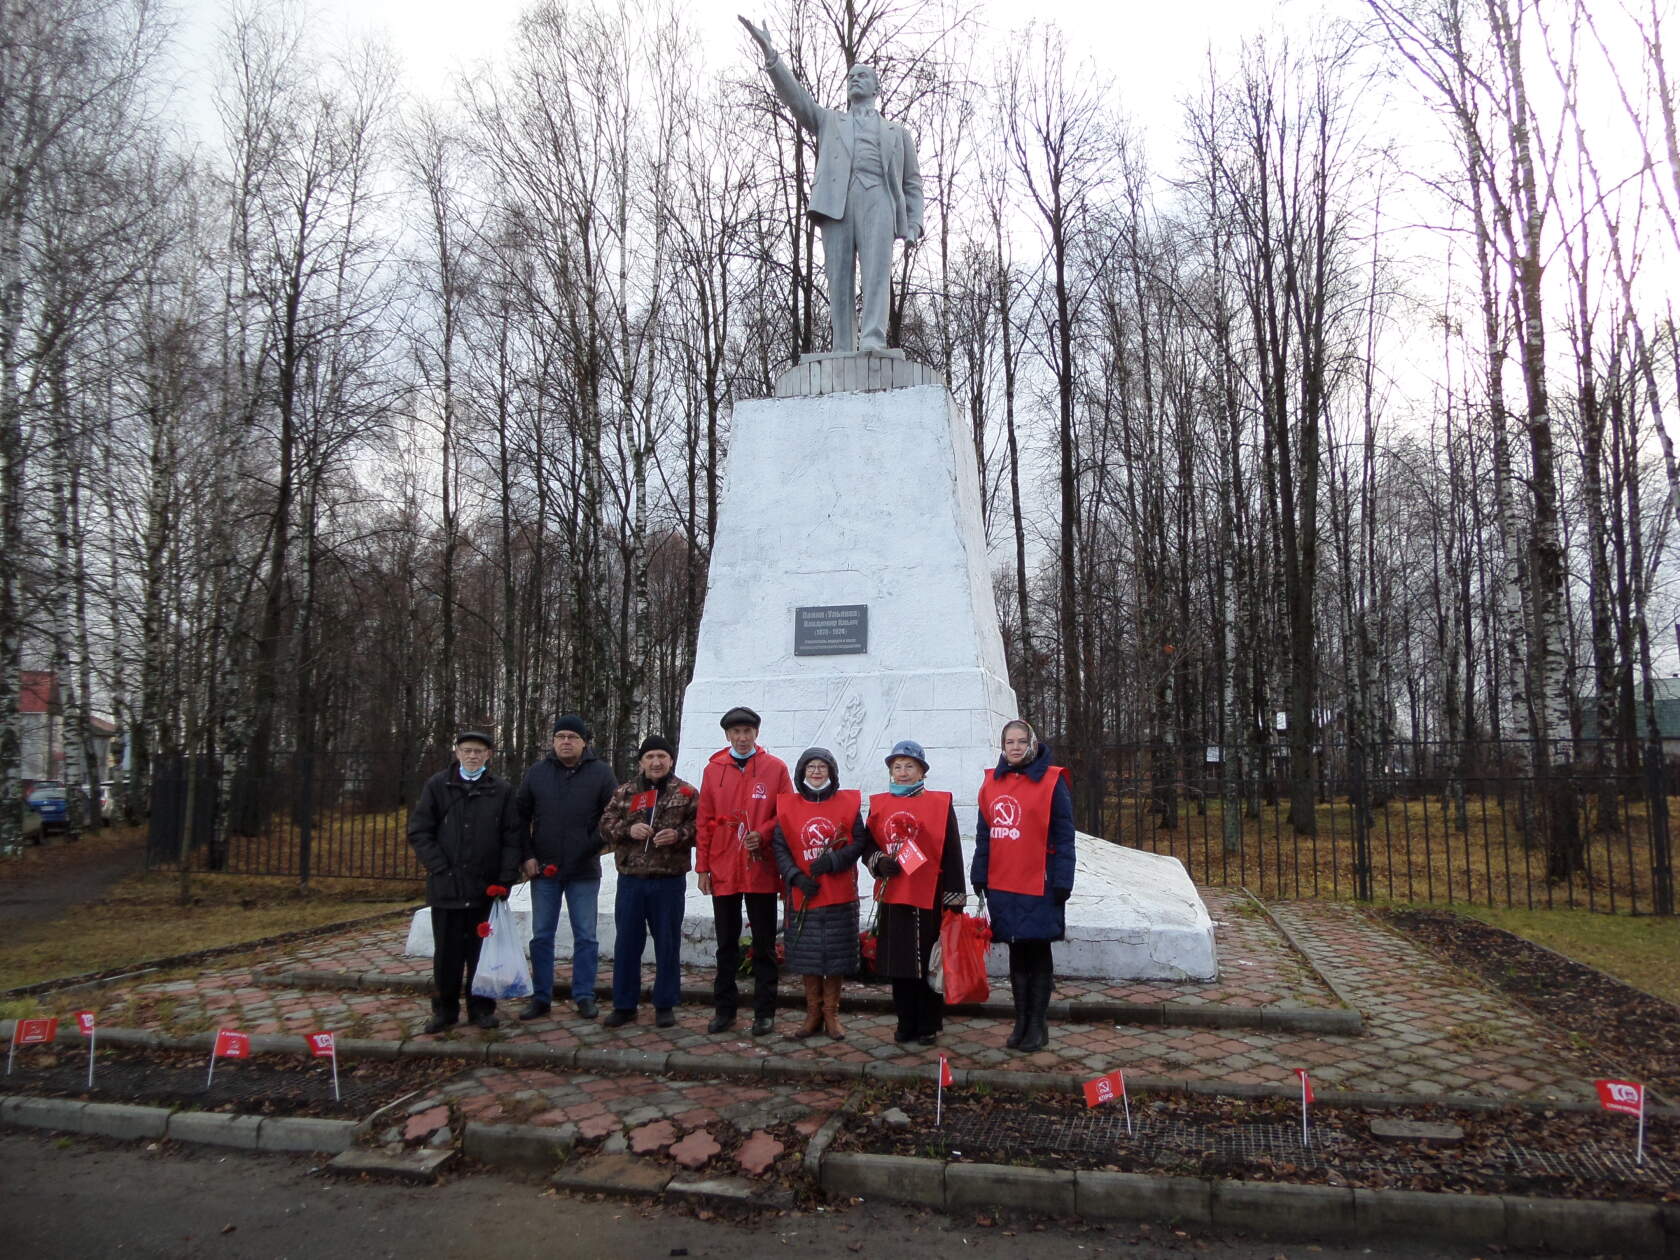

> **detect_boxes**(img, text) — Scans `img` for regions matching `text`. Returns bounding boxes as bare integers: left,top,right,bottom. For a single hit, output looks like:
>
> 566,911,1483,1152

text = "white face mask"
459,762,487,781
802,775,829,792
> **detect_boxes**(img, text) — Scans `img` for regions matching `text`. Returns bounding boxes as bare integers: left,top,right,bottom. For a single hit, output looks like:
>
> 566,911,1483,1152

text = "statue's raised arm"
736,16,923,353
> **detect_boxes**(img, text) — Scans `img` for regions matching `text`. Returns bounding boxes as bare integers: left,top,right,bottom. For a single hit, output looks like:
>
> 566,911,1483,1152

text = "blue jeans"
611,874,685,1012
529,876,600,1004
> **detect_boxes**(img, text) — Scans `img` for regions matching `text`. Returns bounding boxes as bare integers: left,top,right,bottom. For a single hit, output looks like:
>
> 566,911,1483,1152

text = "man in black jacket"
514,714,619,1020
407,730,523,1033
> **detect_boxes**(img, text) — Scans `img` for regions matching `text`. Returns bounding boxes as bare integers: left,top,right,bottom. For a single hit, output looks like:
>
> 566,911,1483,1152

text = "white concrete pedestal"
675,375,1013,812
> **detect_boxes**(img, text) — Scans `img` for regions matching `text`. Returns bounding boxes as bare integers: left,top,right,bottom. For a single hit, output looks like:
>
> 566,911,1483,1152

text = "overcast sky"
167,0,1343,148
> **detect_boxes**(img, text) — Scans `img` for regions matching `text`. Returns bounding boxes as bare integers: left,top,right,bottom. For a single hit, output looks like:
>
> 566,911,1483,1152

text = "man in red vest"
696,706,793,1035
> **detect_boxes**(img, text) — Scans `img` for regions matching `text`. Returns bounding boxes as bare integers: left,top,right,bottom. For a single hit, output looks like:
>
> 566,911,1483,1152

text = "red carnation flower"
542,864,558,878
476,922,492,938
486,884,509,897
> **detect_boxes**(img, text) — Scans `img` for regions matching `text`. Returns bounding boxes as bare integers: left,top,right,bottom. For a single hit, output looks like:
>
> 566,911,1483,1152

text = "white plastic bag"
470,900,533,1000
404,907,433,958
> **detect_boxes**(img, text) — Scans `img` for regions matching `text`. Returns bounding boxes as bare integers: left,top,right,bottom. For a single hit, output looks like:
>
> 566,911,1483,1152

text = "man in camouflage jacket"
598,736,698,1026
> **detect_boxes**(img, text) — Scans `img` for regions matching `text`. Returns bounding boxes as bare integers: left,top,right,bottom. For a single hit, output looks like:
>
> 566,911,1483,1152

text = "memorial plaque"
794,604,868,656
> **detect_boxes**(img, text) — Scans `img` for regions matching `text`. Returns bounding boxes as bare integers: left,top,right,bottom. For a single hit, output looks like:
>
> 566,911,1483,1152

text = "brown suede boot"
821,975,845,1040
787,975,824,1040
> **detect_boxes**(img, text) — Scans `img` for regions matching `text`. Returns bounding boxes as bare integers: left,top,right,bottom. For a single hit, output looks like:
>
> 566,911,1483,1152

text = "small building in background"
1579,677,1680,758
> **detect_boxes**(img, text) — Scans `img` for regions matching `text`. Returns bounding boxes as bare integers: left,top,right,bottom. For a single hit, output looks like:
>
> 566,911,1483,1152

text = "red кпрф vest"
978,766,1067,896
776,790,861,910
868,790,950,910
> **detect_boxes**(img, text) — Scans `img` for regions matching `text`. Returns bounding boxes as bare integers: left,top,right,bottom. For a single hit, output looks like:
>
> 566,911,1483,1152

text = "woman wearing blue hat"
863,739,966,1046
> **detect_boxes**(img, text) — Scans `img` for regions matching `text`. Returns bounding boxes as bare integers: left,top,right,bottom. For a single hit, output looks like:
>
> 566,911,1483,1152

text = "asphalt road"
0,1131,1548,1260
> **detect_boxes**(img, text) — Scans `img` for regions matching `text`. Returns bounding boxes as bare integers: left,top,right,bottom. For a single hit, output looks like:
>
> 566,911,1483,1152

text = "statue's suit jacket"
765,55,924,240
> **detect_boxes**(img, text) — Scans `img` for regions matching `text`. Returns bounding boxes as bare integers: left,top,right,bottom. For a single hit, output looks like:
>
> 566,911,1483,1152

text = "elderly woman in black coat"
771,747,867,1039
971,719,1076,1052
863,739,966,1047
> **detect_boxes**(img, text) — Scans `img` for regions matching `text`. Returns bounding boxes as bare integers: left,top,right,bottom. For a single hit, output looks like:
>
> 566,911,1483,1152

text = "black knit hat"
637,735,675,759
719,705,762,731
552,713,591,740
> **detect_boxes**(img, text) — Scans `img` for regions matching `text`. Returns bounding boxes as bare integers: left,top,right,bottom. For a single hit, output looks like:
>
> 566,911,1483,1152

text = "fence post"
1351,740,1373,902
297,749,314,889
1645,740,1675,916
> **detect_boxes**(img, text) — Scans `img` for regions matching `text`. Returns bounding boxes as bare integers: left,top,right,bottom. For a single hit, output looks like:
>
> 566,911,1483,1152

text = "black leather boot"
1018,964,1051,1053
1004,963,1029,1049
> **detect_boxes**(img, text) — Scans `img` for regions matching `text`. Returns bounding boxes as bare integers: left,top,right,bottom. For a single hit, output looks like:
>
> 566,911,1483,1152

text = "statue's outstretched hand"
738,15,776,61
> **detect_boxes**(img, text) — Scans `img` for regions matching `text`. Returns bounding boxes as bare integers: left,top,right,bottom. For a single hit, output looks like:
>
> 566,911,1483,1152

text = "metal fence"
148,740,1677,915
1080,738,1676,916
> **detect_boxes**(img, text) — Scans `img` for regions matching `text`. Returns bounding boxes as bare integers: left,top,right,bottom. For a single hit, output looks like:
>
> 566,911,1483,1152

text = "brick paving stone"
404,1105,449,1140
669,1129,721,1170
628,1120,677,1154
736,1130,784,1176
577,1113,620,1139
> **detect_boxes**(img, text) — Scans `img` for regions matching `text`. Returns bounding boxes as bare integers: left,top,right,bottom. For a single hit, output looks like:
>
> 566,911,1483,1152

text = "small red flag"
308,1031,336,1058
1293,1068,1314,1103
214,1029,251,1059
938,1055,954,1087
1595,1079,1644,1117
631,790,657,814
74,1011,95,1036
14,1017,57,1046
1083,1069,1126,1108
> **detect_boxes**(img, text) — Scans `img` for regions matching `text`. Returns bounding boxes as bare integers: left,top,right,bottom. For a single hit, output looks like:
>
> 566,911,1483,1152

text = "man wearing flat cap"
696,706,793,1035
408,729,523,1033
598,736,698,1028
513,713,619,1021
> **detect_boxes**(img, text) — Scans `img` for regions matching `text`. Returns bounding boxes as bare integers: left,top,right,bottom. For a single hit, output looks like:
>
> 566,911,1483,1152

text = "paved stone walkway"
292,889,1339,1010
40,892,1598,1105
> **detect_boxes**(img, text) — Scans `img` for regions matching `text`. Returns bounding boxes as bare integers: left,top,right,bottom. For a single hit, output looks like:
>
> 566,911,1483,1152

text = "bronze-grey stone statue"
740,16,924,354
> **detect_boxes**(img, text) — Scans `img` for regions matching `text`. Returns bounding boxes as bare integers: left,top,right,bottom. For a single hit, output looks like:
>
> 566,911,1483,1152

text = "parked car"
97,781,118,824
24,780,69,832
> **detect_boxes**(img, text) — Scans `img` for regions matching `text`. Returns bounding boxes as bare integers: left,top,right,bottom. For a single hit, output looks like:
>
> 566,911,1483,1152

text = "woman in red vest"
971,719,1076,1052
771,747,867,1040
864,739,967,1046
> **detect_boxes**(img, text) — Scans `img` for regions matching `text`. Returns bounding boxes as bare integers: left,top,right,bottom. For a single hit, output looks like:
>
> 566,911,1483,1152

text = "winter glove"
792,873,821,898
872,855,902,878
808,851,836,877
1054,887,1072,904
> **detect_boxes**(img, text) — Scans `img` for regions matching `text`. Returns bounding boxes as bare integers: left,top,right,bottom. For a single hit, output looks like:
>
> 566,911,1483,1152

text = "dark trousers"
431,903,495,1018
711,891,780,1018
1008,939,1054,974
612,874,686,1011
890,978,944,1040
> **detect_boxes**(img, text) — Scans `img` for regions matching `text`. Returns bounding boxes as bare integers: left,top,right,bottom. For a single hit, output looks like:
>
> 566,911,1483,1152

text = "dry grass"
1450,902,1680,1006
0,864,418,993
1107,792,1677,914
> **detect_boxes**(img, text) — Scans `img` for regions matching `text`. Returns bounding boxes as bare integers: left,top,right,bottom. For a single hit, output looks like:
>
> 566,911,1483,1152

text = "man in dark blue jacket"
515,714,619,1020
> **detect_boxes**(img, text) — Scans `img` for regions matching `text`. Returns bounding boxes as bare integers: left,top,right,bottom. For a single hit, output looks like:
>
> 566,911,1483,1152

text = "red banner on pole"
14,1018,58,1046
938,1055,954,1087
1293,1067,1315,1104
214,1029,251,1059
1595,1079,1644,1117
1083,1069,1126,1108
74,1011,95,1036
308,1032,336,1058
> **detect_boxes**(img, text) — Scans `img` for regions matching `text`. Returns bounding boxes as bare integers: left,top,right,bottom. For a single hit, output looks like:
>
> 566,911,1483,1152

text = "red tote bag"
940,910,992,1005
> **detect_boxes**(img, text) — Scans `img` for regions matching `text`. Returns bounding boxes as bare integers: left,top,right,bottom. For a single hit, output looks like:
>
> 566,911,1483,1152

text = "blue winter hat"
884,739,929,772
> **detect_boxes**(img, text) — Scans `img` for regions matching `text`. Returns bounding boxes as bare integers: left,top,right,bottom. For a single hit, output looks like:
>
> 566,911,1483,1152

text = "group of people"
407,707,1075,1052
